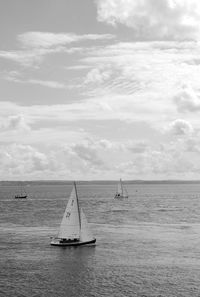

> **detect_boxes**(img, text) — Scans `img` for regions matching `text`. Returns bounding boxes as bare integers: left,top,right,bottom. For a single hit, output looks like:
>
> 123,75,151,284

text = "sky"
1,0,200,180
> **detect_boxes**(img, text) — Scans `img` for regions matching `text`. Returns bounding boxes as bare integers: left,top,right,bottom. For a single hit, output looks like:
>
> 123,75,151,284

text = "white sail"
117,179,123,195
80,208,93,242
115,179,128,198
15,182,27,198
57,185,81,239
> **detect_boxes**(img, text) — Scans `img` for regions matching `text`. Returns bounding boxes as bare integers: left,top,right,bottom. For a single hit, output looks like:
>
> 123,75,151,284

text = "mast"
21,182,26,195
74,181,81,229
120,179,123,196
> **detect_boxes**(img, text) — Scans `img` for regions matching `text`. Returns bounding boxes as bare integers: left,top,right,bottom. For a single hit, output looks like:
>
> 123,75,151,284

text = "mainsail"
57,185,81,239
115,179,128,198
117,179,123,195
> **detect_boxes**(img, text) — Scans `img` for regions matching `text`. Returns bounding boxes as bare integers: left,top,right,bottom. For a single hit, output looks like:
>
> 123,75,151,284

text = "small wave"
157,208,181,212
110,209,129,212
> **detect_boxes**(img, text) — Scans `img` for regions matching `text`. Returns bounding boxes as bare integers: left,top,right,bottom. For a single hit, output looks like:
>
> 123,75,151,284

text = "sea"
1,182,200,297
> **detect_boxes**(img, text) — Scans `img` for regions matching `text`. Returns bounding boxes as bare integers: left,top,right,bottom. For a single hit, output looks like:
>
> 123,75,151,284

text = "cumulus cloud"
84,68,112,84
0,142,87,179
114,144,196,178
1,135,200,179
0,114,31,131
31,151,50,171
127,141,149,153
98,139,116,150
166,119,193,136
71,143,104,167
59,138,126,173
0,144,53,178
174,84,200,113
96,0,200,40
184,138,200,153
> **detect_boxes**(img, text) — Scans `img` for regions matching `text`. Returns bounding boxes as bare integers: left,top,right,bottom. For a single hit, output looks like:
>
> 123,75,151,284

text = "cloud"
18,32,115,49
174,84,200,112
71,143,105,168
1,132,200,179
98,139,118,150
0,90,173,132
81,40,200,105
0,49,45,66
5,73,67,89
114,144,196,178
31,151,50,171
127,141,149,153
27,79,66,89
166,119,193,136
84,68,112,84
0,32,115,66
0,114,31,131
0,144,52,177
96,0,200,40
184,138,200,153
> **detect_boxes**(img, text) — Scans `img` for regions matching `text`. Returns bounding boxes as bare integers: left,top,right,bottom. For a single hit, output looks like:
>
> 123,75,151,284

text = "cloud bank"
96,0,200,40
0,31,115,67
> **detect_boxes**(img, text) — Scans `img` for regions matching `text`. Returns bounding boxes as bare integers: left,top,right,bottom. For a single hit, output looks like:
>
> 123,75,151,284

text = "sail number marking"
66,212,71,218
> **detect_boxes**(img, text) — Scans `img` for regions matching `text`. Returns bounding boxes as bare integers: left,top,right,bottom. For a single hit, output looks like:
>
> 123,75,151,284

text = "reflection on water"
1,183,200,296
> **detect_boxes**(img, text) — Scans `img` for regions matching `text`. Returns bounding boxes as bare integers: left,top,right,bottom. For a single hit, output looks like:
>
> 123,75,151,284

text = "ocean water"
1,182,200,297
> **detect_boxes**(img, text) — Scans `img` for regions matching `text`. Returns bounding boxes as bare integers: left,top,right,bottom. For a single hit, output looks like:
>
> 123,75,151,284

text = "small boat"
15,183,27,199
114,179,128,199
51,182,96,246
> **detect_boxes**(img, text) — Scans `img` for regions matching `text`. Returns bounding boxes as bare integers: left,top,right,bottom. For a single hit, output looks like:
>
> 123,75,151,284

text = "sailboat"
114,179,128,199
51,182,96,246
15,182,27,199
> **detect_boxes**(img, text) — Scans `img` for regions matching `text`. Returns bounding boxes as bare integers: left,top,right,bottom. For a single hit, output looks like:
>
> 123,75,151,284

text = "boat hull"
15,195,27,199
114,195,128,199
50,238,96,246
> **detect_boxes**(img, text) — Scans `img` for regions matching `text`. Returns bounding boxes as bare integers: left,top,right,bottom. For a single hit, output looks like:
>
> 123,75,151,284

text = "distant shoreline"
1,180,200,185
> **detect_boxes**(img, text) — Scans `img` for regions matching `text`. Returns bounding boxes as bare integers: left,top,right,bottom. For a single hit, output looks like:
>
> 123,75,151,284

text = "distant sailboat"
15,183,27,199
114,179,128,199
51,182,96,246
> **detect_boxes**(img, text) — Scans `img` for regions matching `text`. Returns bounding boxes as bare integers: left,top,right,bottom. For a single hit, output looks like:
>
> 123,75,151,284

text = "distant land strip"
1,180,200,186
